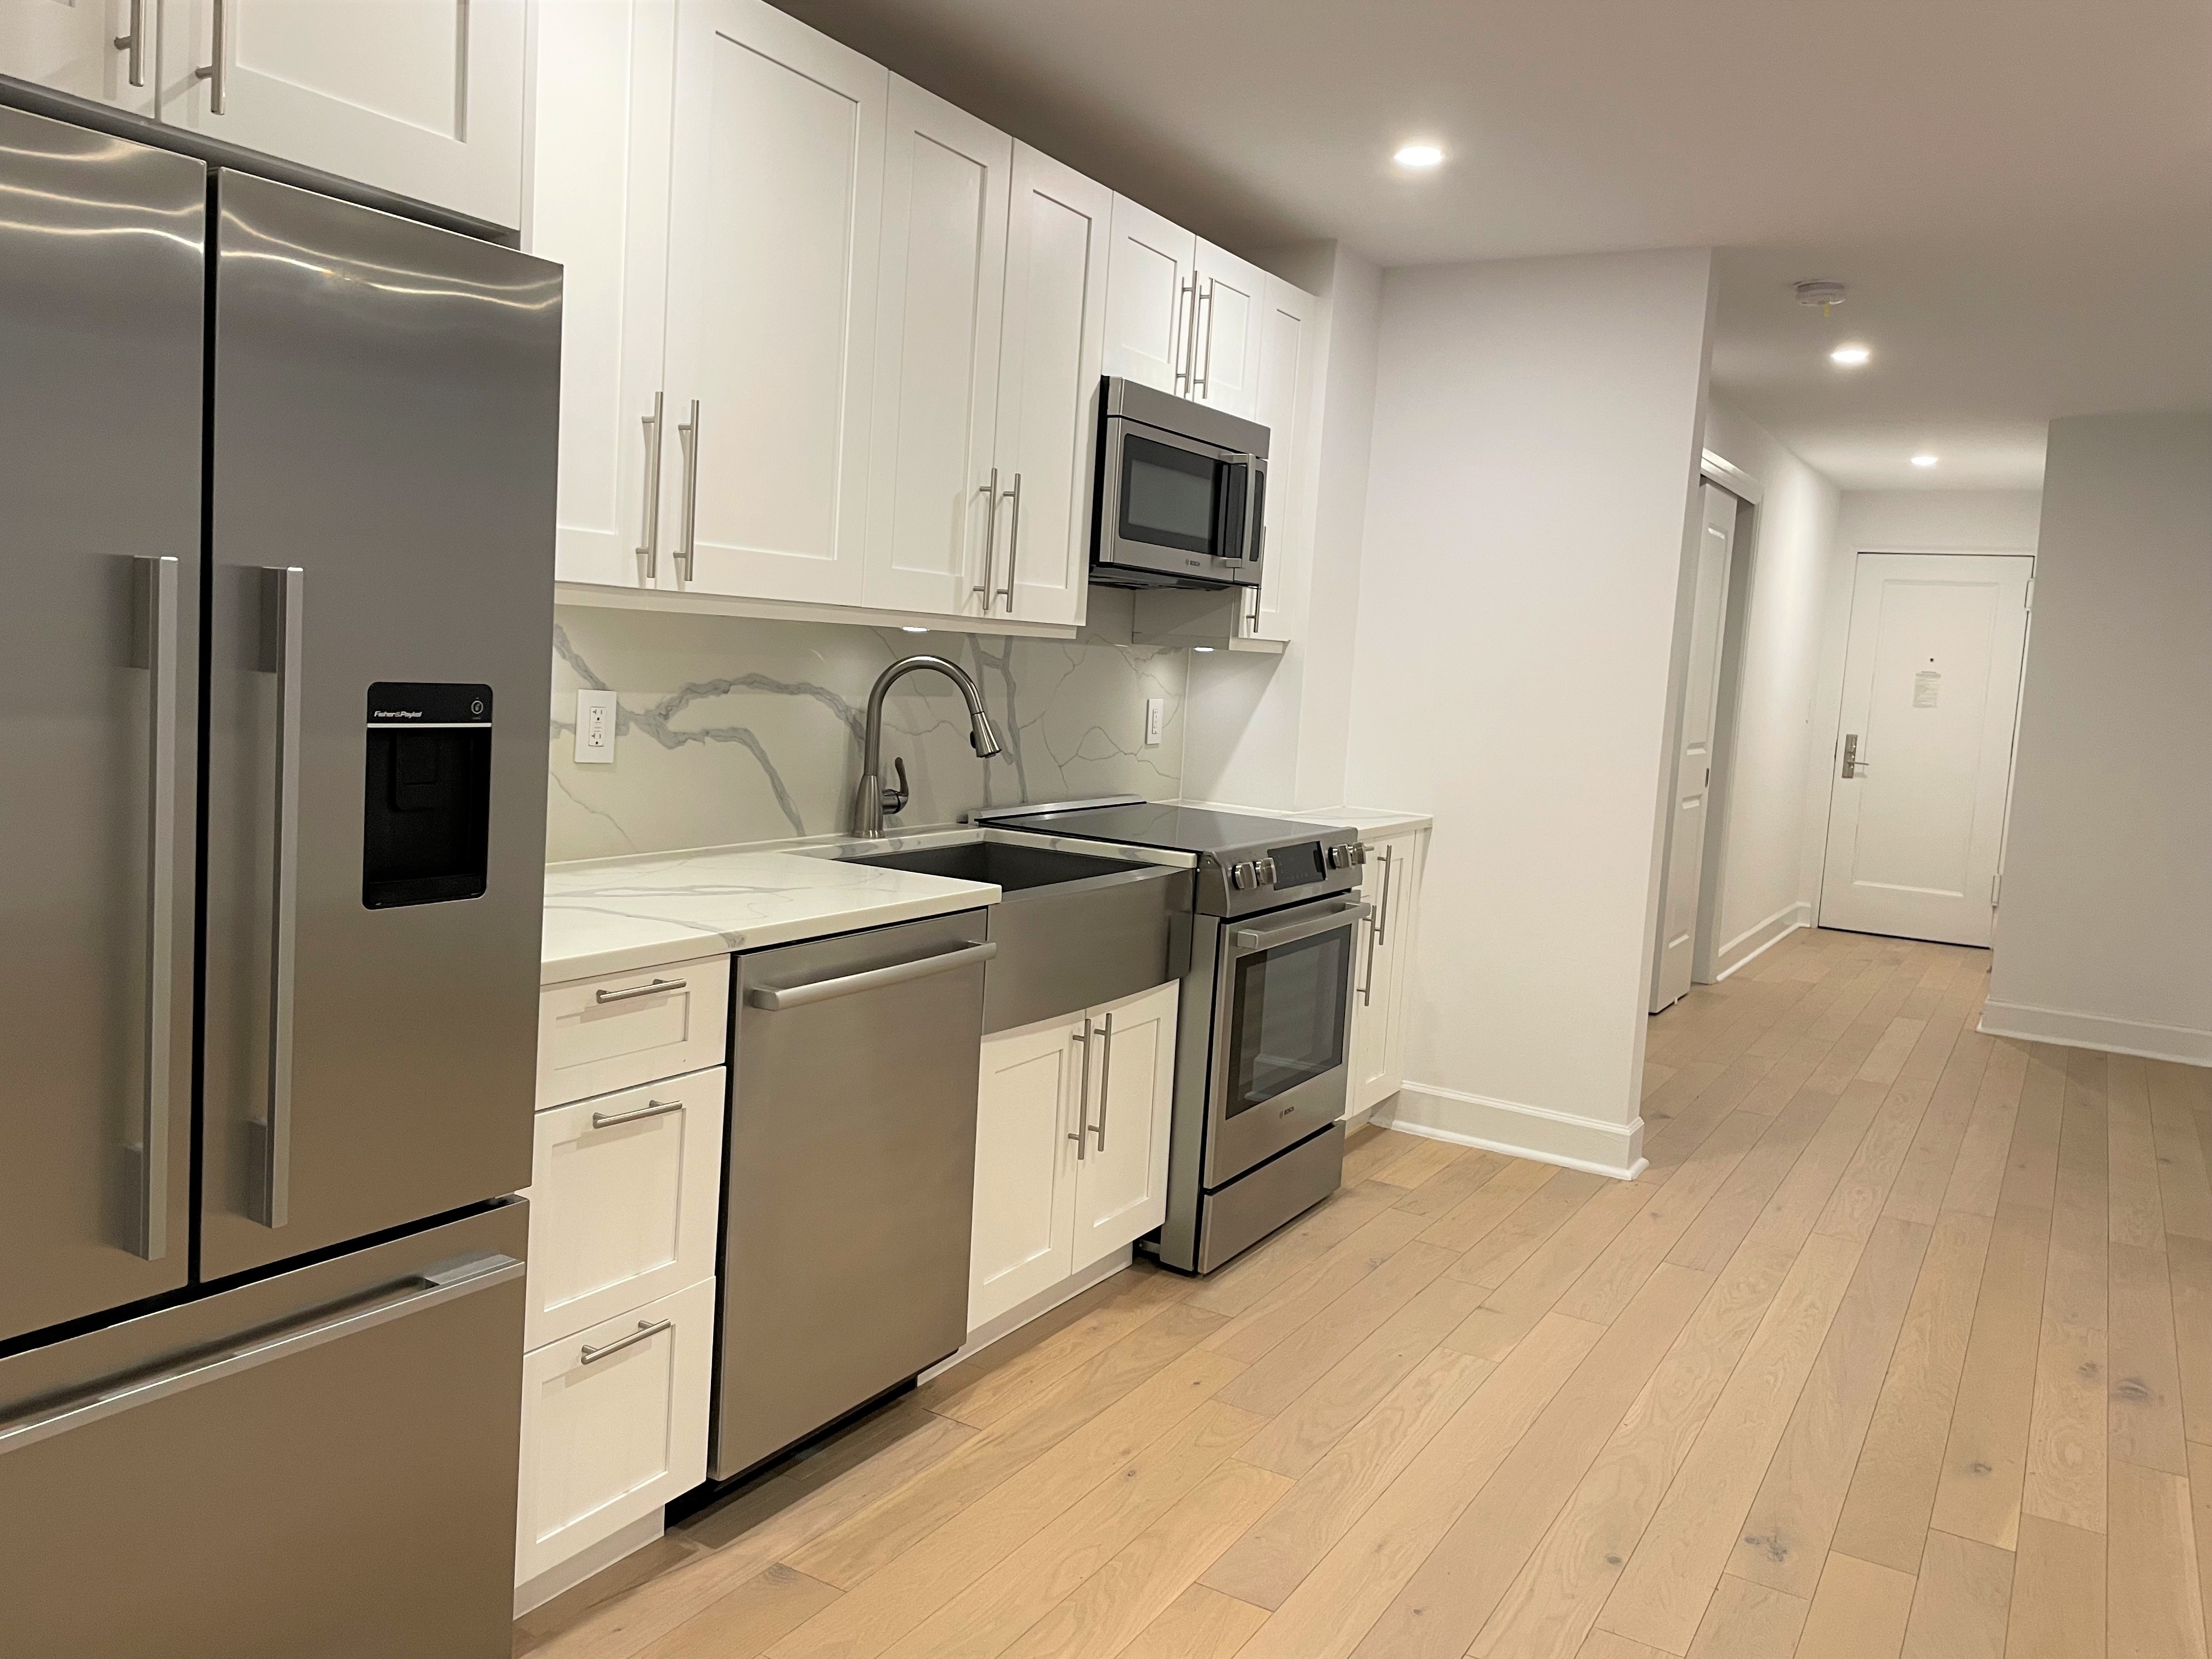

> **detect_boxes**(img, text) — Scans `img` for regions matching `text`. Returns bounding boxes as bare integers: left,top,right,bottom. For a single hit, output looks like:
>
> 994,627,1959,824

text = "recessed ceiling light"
1830,345,1871,366
900,625,928,633
1393,143,1444,170
1911,454,1939,467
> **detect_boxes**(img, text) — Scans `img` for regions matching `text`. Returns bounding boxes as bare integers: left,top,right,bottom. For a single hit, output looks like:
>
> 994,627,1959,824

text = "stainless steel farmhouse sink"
836,838,1192,1030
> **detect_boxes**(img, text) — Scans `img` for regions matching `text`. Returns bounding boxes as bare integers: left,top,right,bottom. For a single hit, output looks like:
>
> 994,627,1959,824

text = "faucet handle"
879,755,911,817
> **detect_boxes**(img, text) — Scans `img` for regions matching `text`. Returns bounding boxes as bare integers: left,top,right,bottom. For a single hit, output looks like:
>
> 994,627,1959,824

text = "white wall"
1345,247,1717,1175
1985,413,2212,1063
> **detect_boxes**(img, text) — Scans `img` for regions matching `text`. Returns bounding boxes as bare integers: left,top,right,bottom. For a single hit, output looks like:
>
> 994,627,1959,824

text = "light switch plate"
574,690,616,764
1144,697,1165,747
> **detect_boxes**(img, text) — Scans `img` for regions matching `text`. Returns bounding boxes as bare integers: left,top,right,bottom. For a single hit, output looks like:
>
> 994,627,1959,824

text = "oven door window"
1224,925,1353,1118
1120,433,1221,556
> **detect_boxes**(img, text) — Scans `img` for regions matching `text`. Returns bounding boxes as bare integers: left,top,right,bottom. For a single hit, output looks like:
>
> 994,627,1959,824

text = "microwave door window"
1121,435,1220,555
1224,928,1352,1118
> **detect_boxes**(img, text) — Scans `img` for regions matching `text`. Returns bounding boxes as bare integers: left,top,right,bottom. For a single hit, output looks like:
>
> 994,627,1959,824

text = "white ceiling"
776,0,2212,492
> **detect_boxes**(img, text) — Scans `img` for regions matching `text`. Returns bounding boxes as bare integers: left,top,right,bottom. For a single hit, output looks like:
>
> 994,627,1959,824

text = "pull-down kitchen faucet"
853,654,1003,837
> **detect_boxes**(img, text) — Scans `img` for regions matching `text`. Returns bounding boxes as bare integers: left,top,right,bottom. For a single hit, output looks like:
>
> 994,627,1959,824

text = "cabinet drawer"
515,1277,714,1586
523,1068,726,1350
537,955,729,1107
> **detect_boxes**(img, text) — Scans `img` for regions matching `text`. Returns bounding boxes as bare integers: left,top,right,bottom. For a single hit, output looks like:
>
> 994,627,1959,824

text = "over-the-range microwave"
1091,376,1269,590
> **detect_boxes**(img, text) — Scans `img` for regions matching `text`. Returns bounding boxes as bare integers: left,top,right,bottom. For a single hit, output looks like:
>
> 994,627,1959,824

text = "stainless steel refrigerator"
0,102,558,1658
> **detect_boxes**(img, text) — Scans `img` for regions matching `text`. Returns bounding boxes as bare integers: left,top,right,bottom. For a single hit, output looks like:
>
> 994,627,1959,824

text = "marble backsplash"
546,605,1188,862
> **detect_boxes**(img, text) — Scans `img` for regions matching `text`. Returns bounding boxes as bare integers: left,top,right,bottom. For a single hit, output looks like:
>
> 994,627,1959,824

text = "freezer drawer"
714,911,990,1480
0,1203,528,1659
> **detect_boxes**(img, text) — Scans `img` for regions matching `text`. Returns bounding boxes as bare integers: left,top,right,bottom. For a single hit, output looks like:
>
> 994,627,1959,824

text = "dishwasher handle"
744,941,996,1012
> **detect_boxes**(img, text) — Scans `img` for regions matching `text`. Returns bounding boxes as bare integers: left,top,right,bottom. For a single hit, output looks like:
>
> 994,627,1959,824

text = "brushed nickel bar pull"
594,976,688,1005
1372,845,1396,946
195,0,227,113
1358,912,1379,1007
133,555,178,1260
674,398,701,582
1068,1018,1092,1161
636,390,664,579
972,466,1000,607
1173,276,1198,392
114,0,145,87
260,565,303,1230
1193,282,1215,396
995,471,1022,613
590,1098,684,1130
1092,1012,1113,1152
580,1317,673,1365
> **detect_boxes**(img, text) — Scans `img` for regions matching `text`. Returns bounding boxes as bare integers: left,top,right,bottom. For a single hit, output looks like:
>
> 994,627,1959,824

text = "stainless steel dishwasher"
710,910,993,1481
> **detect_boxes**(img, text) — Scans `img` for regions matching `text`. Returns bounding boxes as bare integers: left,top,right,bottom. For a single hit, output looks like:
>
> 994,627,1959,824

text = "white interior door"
160,0,526,225
1070,983,1176,1273
1820,551,2034,947
1650,482,1737,1012
969,1015,1081,1331
662,0,884,606
1101,194,1194,393
527,0,676,590
862,77,1011,618
0,0,159,114
994,143,1110,627
1191,240,1265,419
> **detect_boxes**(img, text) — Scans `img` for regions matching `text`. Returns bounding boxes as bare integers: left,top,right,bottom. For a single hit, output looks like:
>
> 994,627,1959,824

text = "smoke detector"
1795,280,1848,316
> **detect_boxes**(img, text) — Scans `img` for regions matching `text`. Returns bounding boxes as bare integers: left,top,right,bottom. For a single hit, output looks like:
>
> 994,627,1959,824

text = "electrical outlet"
574,690,616,764
1144,697,1165,747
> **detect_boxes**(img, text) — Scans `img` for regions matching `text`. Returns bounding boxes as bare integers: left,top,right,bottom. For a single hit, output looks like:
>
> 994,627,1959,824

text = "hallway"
518,927,2212,1659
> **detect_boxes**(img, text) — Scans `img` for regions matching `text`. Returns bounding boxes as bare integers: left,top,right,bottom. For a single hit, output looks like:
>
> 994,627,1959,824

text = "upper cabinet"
1190,240,1266,420
1102,195,1195,394
1,0,159,116
661,0,884,607
1244,276,1319,643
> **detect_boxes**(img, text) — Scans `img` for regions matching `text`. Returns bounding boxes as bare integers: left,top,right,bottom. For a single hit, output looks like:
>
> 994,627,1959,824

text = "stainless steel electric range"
975,799,1370,1273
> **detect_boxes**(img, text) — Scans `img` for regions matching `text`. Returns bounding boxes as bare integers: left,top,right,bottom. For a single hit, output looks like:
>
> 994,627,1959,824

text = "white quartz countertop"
1175,799,1435,838
540,842,999,985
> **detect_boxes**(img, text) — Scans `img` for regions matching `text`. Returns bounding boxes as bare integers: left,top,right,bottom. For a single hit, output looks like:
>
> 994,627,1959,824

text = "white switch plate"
574,690,616,764
1144,697,1165,747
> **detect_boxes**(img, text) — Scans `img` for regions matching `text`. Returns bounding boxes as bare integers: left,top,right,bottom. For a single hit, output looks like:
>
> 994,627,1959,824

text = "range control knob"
1256,856,1278,887
1327,843,1351,870
1228,860,1256,891
1349,841,1370,866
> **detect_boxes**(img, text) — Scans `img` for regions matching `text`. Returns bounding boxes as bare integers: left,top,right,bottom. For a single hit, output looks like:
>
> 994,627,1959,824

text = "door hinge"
1990,872,2001,907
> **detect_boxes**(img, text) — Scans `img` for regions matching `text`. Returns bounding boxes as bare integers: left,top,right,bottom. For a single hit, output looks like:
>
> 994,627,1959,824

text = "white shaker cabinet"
526,0,676,590
157,0,526,225
660,0,885,606
1102,194,1197,394
989,143,1111,628
862,78,1012,618
1348,829,1428,1117
1242,275,1318,643
1189,240,1266,420
0,0,159,115
968,980,1178,1332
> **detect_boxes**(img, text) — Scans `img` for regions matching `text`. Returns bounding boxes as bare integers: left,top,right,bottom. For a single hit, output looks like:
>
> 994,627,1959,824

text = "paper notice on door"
1913,670,1941,708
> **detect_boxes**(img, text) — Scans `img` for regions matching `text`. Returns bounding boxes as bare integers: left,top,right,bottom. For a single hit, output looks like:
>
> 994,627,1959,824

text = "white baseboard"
918,1247,1133,1385
1380,1084,1646,1180
514,1510,662,1617
1714,902,1812,981
1978,998,2212,1067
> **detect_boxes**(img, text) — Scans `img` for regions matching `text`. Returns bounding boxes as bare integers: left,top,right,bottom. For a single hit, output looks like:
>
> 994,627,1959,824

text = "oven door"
1098,418,1264,587
1204,895,1369,1186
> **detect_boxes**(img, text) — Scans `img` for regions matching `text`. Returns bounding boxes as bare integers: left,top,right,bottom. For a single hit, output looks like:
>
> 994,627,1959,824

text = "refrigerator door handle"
258,565,304,1229
132,555,179,1261
0,1254,522,1459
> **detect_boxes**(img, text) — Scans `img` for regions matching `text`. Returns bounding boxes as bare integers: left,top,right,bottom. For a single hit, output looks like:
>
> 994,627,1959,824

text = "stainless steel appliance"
0,101,558,1658
1091,377,1269,590
976,801,1368,1273
713,911,994,1481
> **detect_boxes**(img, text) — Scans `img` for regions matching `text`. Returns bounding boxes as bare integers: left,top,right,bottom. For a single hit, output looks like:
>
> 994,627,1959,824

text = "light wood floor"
518,928,2212,1659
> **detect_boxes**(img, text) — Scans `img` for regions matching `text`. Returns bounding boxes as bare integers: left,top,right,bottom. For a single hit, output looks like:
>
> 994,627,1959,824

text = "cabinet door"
0,0,158,115
661,0,884,606
969,1014,1082,1331
159,0,525,226
1070,981,1177,1273
528,0,676,590
1102,194,1195,393
1244,276,1317,643
992,144,1110,628
515,1275,714,1586
1191,240,1266,419
863,77,1011,617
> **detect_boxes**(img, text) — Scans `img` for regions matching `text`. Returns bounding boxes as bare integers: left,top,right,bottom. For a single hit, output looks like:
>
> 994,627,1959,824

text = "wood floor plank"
2107,1055,2167,1251
1898,1528,2014,1659
1597,1230,1865,1654
1727,1214,1931,1598
1792,1551,1916,1659
2172,1235,2212,1449
1418,1155,1561,1252
1883,1027,1994,1226
2024,1071,2111,1535
1444,1181,1652,1359
1389,1147,1509,1218
1110,1584,1269,1659
1200,1347,1494,1611
1679,1573,1807,1658
1201,1206,1433,1364
1342,1124,1419,1187
2004,1513,2104,1659
1449,1169,1611,1290
2107,1459,2210,1659
1663,1091,1831,1274
1367,1133,1467,1193
631,1566,842,1659
1232,1312,1606,1659
1181,1186,1394,1319
2108,1240,2190,1477
2147,1059,2212,1242
1215,1240,1461,1418
2189,1443,2212,1655
1814,1077,1936,1245
1929,1198,2054,1551
913,1265,1189,1426
1945,1041,2032,1217
1573,1634,1671,1659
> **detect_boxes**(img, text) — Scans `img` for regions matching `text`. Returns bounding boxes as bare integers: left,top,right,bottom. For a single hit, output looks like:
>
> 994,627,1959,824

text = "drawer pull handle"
580,1317,673,1365
594,977,687,1005
590,1098,684,1130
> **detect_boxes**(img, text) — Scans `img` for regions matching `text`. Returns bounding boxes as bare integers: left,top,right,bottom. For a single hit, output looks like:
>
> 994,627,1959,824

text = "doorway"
1818,551,2034,946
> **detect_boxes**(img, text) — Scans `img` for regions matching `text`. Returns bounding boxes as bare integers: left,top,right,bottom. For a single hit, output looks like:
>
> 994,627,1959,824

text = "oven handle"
1233,900,1371,955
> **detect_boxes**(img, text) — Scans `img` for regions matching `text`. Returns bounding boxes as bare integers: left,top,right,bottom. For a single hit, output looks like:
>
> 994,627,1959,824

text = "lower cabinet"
969,980,1177,1331
514,1275,715,1586
1348,827,1430,1117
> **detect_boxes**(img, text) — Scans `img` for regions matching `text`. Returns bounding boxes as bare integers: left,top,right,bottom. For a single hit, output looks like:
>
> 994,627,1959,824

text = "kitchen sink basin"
836,839,1143,891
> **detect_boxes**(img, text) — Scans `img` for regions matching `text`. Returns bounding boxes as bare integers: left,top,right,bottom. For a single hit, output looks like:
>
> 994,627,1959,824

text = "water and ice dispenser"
362,682,493,909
